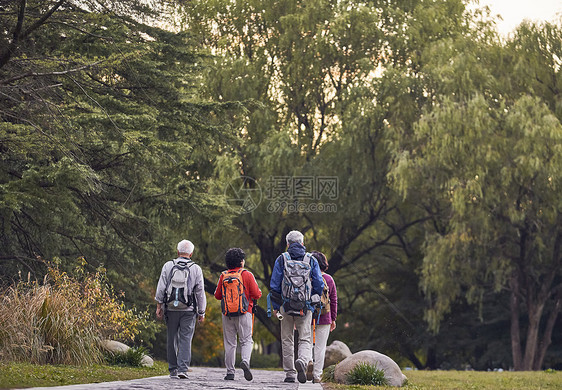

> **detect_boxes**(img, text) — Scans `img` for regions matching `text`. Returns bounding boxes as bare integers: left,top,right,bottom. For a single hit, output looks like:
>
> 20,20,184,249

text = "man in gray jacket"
155,239,206,379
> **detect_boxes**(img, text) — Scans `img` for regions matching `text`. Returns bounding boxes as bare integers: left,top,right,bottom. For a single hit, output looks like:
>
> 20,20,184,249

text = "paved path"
22,367,323,390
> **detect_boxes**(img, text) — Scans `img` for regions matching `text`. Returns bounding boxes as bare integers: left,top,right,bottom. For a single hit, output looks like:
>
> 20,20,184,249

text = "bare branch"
51,21,113,40
0,61,103,85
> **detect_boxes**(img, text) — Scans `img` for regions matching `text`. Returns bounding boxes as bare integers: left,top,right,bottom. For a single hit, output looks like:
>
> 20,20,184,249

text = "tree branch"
21,0,66,41
0,61,103,85
0,0,26,69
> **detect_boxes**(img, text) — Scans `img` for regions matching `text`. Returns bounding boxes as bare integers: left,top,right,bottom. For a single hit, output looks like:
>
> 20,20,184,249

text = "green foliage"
104,347,148,367
322,364,336,382
173,3,457,362
248,353,280,369
0,0,239,316
1,0,562,374
346,362,388,386
389,13,562,370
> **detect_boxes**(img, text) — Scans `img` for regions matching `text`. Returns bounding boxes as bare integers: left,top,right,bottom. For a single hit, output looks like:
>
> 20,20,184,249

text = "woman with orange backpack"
214,248,262,381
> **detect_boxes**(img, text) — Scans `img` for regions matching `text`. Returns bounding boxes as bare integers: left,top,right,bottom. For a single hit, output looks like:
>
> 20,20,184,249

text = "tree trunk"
533,295,561,370
522,303,544,370
509,273,523,370
405,350,425,370
425,346,438,369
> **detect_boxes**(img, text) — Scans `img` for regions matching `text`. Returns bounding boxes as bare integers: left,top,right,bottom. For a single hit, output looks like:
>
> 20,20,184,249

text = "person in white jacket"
155,239,206,379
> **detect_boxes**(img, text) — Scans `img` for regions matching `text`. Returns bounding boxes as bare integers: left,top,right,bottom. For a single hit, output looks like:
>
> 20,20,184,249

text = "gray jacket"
155,258,206,316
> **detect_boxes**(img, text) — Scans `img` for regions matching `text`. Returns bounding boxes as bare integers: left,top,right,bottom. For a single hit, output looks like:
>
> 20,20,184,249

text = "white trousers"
312,324,331,380
221,312,254,374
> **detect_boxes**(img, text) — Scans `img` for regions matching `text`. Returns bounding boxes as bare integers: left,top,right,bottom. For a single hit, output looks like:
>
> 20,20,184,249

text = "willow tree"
391,20,562,370
172,0,474,365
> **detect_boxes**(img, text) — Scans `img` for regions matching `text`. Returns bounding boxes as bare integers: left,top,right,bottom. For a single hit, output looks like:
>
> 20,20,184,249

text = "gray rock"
100,340,154,367
324,340,352,368
140,355,154,367
334,350,407,387
101,340,129,354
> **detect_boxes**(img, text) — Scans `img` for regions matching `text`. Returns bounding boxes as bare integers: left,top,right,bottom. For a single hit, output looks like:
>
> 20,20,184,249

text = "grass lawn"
0,361,168,389
324,369,561,390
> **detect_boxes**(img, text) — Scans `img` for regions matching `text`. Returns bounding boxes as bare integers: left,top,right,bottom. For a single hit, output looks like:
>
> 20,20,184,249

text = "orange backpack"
221,269,249,316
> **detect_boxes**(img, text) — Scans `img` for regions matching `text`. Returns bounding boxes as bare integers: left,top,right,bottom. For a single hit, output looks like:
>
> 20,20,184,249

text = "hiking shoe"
295,359,307,383
240,360,253,381
169,370,178,379
224,373,235,380
284,377,296,383
313,377,322,383
177,372,188,379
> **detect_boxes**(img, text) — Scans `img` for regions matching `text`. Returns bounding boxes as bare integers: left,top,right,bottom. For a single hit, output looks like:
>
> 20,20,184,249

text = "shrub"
0,258,149,365
346,362,388,386
104,346,148,367
322,364,336,382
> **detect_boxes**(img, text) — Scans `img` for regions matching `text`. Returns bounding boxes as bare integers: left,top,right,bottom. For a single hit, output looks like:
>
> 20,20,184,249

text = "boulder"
140,355,154,367
334,350,407,387
100,340,154,367
324,340,352,367
101,340,129,354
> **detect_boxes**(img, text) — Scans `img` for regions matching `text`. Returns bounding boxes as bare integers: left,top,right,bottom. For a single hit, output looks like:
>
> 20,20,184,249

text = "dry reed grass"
0,260,144,365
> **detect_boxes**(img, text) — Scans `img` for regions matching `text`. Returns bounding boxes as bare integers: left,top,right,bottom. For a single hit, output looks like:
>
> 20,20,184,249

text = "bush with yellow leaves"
0,258,147,365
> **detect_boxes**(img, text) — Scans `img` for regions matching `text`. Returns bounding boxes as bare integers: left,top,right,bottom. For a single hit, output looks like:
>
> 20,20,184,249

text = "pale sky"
472,0,562,36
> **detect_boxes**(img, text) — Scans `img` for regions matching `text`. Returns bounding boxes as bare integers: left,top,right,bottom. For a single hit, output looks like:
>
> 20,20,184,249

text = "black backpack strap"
164,259,177,295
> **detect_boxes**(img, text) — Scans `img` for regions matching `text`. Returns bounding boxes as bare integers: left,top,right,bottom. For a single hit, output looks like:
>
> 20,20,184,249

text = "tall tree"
0,0,237,304
390,20,562,370
174,0,473,367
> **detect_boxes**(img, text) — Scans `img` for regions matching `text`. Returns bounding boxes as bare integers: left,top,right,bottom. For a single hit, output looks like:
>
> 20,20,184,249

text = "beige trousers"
280,307,313,379
221,312,253,374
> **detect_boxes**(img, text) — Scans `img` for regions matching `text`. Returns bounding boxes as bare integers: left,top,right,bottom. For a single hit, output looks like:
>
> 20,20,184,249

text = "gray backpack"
165,259,194,310
281,252,313,316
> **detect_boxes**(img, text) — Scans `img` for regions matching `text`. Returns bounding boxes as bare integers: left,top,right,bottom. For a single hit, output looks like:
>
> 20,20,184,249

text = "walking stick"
313,317,316,346
309,310,318,381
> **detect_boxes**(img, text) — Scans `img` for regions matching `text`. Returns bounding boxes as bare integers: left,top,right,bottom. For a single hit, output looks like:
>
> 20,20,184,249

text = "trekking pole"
311,315,317,381
313,317,316,346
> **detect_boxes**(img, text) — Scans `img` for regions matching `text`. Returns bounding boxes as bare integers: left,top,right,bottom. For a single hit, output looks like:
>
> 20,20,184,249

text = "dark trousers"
165,310,197,373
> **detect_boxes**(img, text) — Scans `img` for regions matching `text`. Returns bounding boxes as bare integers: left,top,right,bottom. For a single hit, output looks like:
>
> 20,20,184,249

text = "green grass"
0,361,168,389
324,369,561,390
346,362,388,386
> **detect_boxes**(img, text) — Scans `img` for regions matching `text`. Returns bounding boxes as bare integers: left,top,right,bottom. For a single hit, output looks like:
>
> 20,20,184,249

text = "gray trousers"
280,307,313,379
221,312,254,374
165,310,197,373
